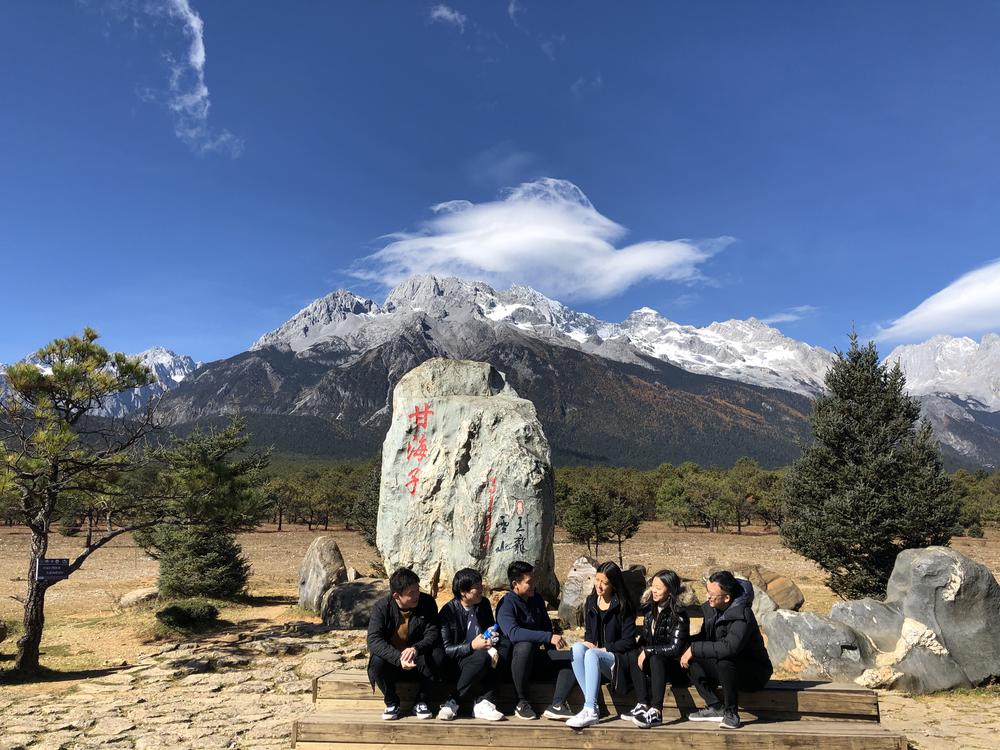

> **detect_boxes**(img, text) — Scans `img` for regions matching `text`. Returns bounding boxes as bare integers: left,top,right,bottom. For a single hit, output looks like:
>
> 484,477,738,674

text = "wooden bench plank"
292,712,908,750
312,670,881,722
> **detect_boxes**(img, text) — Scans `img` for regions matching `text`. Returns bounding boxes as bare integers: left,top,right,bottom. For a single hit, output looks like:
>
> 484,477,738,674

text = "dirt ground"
2,522,999,748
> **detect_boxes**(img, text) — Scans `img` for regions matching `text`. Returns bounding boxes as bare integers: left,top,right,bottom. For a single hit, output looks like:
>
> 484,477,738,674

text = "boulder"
557,556,596,627
709,565,804,611
761,609,867,680
119,586,160,609
0,619,7,645
751,585,778,622
298,537,348,612
321,578,390,629
377,358,559,602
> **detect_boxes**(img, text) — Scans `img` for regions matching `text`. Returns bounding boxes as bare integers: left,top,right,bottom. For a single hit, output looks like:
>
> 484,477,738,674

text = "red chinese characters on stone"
480,476,498,550
406,434,429,462
408,403,434,430
405,467,421,496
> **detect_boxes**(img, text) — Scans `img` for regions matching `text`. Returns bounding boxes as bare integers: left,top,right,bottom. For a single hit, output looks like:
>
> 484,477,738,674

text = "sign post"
34,558,70,583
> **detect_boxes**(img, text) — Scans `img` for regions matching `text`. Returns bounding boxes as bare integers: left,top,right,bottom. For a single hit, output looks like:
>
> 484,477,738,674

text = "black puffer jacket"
439,598,498,660
637,601,689,660
366,592,440,668
583,593,637,693
690,580,771,673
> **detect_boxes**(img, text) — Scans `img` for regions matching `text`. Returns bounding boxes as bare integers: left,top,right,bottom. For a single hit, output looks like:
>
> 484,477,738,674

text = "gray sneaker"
721,709,741,729
542,703,573,720
514,700,538,720
687,705,725,722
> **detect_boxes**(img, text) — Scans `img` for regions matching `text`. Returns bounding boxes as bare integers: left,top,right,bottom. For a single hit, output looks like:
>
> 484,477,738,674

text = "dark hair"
389,567,420,595
452,568,483,599
708,570,741,600
590,561,634,618
649,568,683,626
507,560,534,587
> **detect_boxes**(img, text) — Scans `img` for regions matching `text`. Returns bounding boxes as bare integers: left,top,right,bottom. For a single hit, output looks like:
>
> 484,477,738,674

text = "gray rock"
377,358,559,602
761,609,867,680
321,578,390,629
751,584,778,622
830,598,903,657
119,586,160,609
557,556,596,627
298,537,347,612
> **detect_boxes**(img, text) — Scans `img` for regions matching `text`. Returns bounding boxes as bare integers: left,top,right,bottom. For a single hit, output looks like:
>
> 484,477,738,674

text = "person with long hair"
542,561,637,729
624,569,690,728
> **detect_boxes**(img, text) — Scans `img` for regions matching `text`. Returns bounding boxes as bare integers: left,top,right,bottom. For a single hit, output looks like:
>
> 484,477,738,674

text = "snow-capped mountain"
886,335,1000,411
1,347,199,418
250,275,835,397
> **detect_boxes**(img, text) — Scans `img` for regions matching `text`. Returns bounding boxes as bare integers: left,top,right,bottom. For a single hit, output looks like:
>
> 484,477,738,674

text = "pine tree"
781,333,959,599
156,525,252,599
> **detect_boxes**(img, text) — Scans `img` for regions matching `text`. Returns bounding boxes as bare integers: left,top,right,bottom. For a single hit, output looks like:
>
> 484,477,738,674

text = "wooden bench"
292,669,908,749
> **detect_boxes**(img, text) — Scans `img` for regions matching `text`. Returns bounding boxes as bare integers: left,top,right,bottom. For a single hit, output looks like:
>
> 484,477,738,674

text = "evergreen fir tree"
156,525,252,599
781,332,959,599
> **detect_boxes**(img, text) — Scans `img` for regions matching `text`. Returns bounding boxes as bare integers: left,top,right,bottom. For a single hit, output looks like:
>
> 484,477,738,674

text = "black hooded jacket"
690,579,771,672
637,601,690,660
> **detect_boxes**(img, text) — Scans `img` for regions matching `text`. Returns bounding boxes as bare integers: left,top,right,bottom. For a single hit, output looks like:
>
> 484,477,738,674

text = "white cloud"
571,74,603,98
149,0,243,157
429,4,467,33
508,0,522,23
876,258,1000,342
467,142,540,187
761,305,818,325
350,177,732,301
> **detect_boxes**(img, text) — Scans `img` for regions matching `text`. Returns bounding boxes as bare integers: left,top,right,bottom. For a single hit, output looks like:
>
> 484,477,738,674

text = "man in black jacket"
436,568,506,721
679,570,773,730
367,567,441,721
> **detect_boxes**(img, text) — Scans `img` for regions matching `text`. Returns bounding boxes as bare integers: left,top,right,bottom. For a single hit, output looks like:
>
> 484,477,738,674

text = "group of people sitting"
367,559,772,731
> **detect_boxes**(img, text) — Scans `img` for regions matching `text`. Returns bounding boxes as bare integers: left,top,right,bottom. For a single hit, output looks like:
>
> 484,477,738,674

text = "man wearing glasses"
679,570,772,730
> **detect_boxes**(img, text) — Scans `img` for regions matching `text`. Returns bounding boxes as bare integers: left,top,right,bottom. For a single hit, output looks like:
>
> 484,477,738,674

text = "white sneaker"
437,698,459,721
413,701,433,719
473,698,505,721
566,706,599,729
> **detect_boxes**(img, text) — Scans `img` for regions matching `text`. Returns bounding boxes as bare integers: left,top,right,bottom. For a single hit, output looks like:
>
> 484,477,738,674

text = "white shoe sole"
544,712,572,721
567,719,598,729
688,716,724,722
475,713,506,722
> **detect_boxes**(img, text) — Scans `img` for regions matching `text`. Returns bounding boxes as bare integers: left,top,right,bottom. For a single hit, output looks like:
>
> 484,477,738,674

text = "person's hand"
582,641,598,650
637,650,646,669
680,647,693,669
550,633,566,649
400,647,417,668
471,634,490,651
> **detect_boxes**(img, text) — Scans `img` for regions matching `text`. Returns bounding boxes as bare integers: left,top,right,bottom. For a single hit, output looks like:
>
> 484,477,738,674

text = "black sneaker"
621,703,648,722
514,700,538,720
721,709,741,729
542,703,573,720
412,701,433,720
687,705,725,722
382,704,401,721
645,707,662,727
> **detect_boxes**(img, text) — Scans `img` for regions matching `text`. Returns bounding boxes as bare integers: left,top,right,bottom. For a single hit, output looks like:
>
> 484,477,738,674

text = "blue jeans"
569,641,615,710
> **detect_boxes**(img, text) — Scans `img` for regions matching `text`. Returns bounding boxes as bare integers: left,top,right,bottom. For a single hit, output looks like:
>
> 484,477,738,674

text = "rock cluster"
763,547,1000,692
322,578,390,629
377,358,559,601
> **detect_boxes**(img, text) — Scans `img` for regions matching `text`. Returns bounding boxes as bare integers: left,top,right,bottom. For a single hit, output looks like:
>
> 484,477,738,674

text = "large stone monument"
377,358,559,601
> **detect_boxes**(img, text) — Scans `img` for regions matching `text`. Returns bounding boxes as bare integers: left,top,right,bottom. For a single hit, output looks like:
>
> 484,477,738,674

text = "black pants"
628,651,688,709
444,649,498,703
687,656,771,712
506,641,564,702
367,653,437,707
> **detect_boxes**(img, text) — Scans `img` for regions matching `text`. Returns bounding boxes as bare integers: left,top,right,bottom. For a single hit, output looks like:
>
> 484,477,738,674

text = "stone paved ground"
0,623,368,750
880,688,1000,750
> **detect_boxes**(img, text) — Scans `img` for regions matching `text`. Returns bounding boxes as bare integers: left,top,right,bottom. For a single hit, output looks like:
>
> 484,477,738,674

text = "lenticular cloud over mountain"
351,178,733,301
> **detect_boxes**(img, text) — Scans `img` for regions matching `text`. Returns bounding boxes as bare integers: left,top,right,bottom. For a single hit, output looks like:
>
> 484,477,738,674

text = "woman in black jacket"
542,561,637,729
625,568,690,728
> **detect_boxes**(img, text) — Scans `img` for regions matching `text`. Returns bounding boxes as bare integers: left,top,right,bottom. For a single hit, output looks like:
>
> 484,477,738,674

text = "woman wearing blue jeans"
542,561,637,728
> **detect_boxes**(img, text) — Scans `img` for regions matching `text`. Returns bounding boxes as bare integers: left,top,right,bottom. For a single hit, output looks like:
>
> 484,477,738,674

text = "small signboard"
35,558,70,582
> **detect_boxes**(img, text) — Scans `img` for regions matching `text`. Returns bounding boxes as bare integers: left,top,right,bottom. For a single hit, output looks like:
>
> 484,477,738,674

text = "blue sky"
3,1,1000,364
